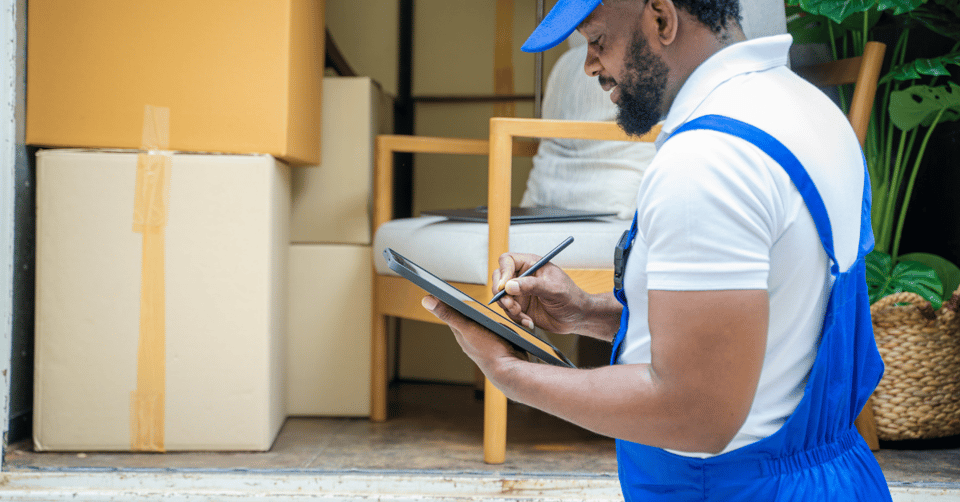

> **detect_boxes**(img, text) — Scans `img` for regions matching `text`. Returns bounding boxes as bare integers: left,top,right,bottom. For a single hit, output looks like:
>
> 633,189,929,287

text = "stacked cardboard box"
287,77,393,416
26,0,324,165
29,0,324,452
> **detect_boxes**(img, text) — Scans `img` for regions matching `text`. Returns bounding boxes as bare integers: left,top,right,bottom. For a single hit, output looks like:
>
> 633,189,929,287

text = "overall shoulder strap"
667,114,846,275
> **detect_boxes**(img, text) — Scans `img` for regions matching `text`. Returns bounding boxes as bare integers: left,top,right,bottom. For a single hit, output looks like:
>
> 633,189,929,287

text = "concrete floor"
5,382,960,489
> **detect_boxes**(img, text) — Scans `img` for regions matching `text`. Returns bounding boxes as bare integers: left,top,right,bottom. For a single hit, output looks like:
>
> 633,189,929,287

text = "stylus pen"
488,236,574,305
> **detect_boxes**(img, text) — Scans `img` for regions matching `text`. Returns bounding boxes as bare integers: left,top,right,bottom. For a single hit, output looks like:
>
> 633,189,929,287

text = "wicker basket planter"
870,287,960,441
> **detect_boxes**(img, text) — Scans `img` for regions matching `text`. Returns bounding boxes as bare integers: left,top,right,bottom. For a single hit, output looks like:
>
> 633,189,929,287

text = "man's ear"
646,0,679,45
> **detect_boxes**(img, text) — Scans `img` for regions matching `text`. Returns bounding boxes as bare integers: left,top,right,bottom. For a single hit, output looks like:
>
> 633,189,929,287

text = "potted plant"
787,0,960,443
787,0,960,308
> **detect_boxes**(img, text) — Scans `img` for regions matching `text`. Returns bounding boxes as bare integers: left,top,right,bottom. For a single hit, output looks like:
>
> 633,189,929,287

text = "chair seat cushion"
373,216,632,285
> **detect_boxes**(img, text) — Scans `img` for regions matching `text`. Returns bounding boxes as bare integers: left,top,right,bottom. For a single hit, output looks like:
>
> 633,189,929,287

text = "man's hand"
421,295,526,378
493,252,621,342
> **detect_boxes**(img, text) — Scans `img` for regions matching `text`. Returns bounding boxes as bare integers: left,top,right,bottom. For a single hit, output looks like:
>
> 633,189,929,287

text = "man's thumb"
422,295,440,313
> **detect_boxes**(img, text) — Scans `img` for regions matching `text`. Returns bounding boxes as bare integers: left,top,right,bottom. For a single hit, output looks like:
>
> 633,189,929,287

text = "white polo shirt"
616,35,866,456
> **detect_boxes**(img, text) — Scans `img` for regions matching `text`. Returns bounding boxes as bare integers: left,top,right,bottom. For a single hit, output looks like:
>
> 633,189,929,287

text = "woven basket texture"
870,287,960,441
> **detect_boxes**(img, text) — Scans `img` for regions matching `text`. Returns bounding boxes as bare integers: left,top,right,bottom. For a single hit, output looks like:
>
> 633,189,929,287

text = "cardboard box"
26,0,324,165
290,77,393,244
286,244,371,416
34,149,290,451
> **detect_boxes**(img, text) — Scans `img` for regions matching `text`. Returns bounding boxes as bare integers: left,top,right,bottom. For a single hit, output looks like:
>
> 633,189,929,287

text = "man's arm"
424,288,768,454
572,291,623,343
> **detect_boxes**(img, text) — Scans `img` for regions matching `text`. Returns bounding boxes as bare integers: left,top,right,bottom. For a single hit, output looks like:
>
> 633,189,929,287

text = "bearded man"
420,0,892,499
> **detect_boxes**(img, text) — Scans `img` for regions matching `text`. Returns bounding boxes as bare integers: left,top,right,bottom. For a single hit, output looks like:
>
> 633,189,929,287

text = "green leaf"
838,7,882,32
866,250,893,299
787,4,845,43
870,178,892,253
877,0,926,15
908,3,960,41
899,252,960,299
932,0,960,16
794,0,877,24
889,82,960,130
880,51,960,84
866,251,944,308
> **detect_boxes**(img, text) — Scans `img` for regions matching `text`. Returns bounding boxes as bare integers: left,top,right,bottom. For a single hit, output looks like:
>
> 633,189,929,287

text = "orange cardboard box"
26,0,324,165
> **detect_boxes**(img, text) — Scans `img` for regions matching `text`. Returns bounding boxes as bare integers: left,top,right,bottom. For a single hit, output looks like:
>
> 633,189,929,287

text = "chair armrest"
373,135,538,231
486,118,661,282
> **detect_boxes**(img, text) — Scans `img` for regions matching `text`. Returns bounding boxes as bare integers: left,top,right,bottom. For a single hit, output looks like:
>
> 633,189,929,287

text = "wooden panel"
568,269,615,295
491,117,662,142
377,135,489,155
794,56,863,87
376,134,538,156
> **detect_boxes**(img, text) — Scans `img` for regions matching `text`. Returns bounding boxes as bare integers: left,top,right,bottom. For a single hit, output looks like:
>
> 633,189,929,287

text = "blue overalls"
610,115,891,501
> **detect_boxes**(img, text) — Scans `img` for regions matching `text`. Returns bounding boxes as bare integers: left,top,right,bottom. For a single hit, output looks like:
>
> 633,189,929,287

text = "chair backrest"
793,41,887,147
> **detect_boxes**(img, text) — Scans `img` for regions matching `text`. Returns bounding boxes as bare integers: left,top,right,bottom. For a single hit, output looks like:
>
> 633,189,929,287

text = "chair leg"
856,397,880,450
473,365,485,399
483,378,508,464
370,312,388,422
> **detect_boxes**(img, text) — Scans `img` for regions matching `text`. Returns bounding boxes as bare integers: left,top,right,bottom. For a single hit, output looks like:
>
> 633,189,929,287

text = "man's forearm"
491,358,736,453
572,291,622,343
424,289,765,455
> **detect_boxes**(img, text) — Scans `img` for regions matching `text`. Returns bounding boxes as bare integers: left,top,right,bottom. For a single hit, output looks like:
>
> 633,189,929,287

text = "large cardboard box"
26,0,324,165
34,149,290,451
286,244,371,416
290,77,393,244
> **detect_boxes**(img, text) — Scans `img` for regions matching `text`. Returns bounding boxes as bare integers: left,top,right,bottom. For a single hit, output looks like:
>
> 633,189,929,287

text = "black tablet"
384,248,576,368
421,206,617,224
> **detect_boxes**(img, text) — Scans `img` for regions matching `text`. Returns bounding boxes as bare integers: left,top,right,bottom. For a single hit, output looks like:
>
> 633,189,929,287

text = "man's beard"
615,31,669,137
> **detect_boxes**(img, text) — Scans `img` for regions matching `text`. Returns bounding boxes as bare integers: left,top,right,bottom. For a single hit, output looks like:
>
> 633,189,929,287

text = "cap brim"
522,0,603,53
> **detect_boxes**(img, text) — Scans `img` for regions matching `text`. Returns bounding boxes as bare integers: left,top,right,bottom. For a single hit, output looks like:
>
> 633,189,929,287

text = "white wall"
0,0,25,458
1,0,32,458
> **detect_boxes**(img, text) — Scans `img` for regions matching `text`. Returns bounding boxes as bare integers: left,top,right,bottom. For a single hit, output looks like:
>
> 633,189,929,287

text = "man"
520,34,656,221
421,0,891,499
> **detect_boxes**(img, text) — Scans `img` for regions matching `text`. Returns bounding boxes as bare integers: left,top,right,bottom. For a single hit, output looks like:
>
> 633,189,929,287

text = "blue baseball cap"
522,0,604,53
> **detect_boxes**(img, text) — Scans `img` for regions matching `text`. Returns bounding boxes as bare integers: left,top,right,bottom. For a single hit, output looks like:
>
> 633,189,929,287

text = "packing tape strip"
131,105,171,452
493,0,516,118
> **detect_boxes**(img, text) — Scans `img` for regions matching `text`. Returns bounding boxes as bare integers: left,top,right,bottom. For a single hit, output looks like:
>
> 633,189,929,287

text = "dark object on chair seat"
421,206,616,224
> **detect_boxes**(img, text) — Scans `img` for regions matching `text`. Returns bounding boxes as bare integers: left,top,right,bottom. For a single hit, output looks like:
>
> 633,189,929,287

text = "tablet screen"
385,248,575,368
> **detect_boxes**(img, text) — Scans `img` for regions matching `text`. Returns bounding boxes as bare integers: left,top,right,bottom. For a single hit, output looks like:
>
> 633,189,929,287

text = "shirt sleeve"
638,131,782,291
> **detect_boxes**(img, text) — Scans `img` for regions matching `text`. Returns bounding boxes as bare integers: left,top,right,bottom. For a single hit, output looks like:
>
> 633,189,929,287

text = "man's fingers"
519,315,534,330
422,295,456,323
504,278,523,295
495,254,518,293
422,295,439,311
494,252,546,295
422,295,524,367
506,276,546,298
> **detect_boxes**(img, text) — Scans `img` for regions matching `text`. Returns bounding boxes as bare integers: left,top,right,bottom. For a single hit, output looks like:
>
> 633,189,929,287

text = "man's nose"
583,47,602,77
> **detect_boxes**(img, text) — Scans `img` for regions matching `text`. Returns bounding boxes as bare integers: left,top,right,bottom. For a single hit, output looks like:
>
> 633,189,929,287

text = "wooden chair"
370,123,657,465
371,40,886,464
